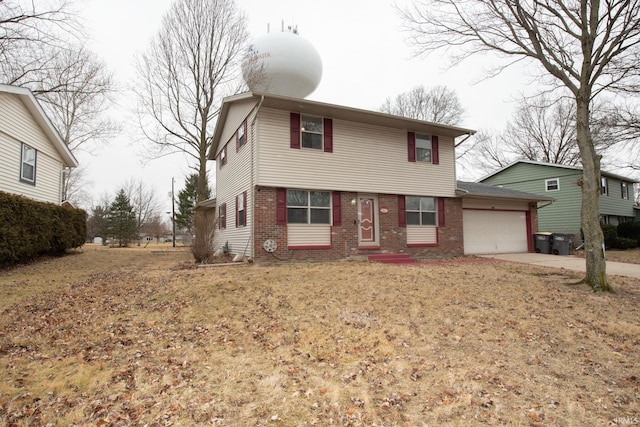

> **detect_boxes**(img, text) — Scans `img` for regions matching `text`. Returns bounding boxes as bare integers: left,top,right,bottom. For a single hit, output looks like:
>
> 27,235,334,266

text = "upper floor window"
621,182,629,199
546,178,559,192
601,177,608,196
290,113,333,153
301,115,323,150
407,132,439,164
405,196,436,226
415,134,432,162
236,121,247,150
20,143,37,185
287,190,331,224
219,144,227,168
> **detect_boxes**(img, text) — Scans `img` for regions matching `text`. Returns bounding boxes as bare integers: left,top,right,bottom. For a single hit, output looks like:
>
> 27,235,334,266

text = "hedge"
0,191,86,267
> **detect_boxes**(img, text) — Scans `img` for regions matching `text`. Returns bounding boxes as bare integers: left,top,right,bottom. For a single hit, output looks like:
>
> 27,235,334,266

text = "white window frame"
545,178,559,192
415,134,432,163
286,189,331,224
405,196,437,226
20,143,37,185
237,193,245,227
601,177,608,196
621,182,629,199
300,115,323,150
219,144,227,167
237,122,246,149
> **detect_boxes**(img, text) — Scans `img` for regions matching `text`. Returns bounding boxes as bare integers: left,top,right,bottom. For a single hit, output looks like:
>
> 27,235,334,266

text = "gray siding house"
480,160,637,238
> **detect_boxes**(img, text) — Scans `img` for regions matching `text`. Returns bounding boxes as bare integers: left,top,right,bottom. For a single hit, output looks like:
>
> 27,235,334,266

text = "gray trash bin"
534,232,553,254
551,233,573,255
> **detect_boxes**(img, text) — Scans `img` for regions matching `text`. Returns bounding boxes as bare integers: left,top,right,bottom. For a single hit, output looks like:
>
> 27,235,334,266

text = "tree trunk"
575,90,612,292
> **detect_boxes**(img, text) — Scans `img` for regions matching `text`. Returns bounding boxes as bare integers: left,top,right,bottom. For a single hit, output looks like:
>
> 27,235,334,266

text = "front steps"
366,253,416,265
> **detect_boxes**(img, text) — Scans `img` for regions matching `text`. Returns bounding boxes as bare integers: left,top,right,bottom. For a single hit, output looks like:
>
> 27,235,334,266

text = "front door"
358,194,379,247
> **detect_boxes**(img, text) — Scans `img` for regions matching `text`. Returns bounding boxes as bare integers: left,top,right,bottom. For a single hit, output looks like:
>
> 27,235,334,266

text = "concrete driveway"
478,253,640,279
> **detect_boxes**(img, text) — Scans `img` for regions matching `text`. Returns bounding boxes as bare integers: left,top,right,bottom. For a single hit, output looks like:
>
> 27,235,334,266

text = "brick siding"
253,186,465,263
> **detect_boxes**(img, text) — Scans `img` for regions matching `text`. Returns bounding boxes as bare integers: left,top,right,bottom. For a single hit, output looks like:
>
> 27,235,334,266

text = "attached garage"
457,181,554,255
463,209,529,254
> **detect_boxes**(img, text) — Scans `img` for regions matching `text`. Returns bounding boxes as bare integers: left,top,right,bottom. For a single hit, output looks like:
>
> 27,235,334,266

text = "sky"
78,0,533,213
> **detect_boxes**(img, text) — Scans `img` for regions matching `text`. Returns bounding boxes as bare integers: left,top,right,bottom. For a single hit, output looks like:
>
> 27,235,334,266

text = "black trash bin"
534,232,553,254
551,233,573,255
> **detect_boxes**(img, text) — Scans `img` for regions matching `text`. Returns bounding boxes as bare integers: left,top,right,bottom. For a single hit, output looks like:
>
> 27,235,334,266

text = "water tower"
242,26,322,99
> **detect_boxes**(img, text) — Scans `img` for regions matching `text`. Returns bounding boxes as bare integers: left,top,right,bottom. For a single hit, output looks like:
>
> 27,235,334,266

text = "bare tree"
400,0,640,291
1,0,81,86
381,85,465,125
33,45,119,153
134,0,248,203
123,179,162,243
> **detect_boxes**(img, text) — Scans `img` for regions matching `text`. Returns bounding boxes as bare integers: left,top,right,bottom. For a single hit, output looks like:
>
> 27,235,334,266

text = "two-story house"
0,84,78,204
208,92,550,262
479,160,637,238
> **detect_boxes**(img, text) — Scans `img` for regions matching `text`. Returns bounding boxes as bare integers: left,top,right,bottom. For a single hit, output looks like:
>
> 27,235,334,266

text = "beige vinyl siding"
0,94,65,204
256,109,457,197
287,224,331,247
215,99,259,157
214,108,256,257
406,226,437,245
462,199,530,211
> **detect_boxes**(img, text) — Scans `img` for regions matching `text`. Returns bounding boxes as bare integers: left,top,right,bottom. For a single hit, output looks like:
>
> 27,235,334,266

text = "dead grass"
0,246,639,426
574,248,640,264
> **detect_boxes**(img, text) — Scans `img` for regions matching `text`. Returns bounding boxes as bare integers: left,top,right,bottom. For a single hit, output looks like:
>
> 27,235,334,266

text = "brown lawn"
0,244,639,426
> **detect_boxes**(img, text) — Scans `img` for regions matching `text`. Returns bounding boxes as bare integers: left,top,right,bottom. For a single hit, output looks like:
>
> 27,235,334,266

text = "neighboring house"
208,92,549,262
0,84,78,204
479,160,637,238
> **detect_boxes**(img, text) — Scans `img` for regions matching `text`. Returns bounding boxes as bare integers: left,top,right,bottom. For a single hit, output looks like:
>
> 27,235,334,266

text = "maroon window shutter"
323,118,333,153
438,198,445,227
235,196,239,227
218,205,222,229
276,188,287,225
432,135,439,165
407,132,416,162
235,129,239,152
243,191,247,223
290,113,301,149
398,195,406,227
332,191,341,226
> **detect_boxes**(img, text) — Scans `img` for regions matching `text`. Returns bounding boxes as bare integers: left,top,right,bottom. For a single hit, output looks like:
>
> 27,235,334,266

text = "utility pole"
171,177,176,248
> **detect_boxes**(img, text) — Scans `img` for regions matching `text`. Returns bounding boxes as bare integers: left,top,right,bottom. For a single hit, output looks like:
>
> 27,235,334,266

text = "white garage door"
463,210,529,255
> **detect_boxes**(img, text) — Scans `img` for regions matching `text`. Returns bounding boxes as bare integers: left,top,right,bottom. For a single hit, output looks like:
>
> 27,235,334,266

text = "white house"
0,84,78,204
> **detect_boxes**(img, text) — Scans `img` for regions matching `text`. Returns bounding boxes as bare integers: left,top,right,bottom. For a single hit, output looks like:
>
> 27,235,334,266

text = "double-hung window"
219,144,227,168
301,115,323,150
601,177,608,196
405,196,436,226
621,182,629,199
219,203,227,229
20,143,37,185
287,190,331,224
546,178,559,191
236,192,246,227
236,121,247,150
415,134,432,163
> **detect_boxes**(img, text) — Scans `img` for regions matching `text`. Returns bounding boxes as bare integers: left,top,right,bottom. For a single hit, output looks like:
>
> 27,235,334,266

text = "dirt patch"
0,248,638,426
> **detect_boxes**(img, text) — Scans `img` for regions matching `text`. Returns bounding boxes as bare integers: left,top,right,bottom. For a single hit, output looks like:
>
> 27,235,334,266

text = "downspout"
250,94,265,259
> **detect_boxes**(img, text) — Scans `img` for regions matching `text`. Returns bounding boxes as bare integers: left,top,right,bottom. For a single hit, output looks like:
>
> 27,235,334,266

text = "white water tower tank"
242,30,322,99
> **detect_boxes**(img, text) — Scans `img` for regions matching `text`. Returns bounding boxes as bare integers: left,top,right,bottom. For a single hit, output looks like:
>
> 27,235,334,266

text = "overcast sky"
78,0,532,212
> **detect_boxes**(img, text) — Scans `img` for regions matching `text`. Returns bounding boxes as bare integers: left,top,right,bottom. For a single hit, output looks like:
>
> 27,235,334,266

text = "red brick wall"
253,186,464,263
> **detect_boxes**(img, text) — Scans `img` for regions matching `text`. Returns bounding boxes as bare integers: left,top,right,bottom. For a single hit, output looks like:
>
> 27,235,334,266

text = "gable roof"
0,84,78,168
479,160,637,183
209,91,476,159
456,180,555,202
